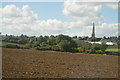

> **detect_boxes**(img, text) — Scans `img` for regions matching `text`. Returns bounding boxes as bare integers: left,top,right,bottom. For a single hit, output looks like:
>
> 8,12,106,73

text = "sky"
0,1,119,37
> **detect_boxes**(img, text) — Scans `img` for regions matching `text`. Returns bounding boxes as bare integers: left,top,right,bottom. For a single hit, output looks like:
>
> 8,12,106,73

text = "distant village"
73,23,118,46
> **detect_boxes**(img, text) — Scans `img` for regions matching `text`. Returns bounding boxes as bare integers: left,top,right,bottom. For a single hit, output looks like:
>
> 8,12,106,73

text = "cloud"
0,4,89,36
0,4,118,37
106,3,118,10
65,0,119,2
63,1,104,26
65,23,118,37
1,0,120,2
0,5,38,18
0,5,21,17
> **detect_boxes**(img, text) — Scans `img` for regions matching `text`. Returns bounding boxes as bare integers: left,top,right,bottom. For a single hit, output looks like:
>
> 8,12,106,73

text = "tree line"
2,34,119,55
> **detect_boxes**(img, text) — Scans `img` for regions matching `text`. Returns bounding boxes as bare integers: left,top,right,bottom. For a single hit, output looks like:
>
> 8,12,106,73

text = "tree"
90,48,97,54
40,42,48,47
58,40,71,52
103,36,106,39
100,43,107,54
47,38,56,45
58,40,77,52
73,36,77,39
56,34,72,43
78,45,91,53
18,38,29,44
92,44,101,50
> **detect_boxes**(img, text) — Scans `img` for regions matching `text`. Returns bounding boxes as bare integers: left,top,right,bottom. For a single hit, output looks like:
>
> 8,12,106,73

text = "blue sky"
0,2,118,37
101,4,118,23
2,2,117,23
2,2,75,22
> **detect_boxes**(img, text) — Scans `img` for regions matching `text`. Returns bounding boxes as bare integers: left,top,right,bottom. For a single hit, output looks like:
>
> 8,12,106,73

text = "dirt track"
2,48,119,78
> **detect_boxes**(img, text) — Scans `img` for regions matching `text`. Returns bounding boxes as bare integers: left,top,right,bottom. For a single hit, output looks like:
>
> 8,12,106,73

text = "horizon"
1,33,119,38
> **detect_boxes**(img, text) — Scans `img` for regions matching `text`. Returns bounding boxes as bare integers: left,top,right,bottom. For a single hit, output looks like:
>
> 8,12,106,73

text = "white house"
106,42,117,45
88,41,117,46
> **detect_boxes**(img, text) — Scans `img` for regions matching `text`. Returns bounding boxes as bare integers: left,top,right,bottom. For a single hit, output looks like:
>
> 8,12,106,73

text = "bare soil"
2,48,119,78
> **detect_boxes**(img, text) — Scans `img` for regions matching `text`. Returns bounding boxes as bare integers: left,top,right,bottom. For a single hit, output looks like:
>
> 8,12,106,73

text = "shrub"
100,44,108,53
34,46,41,50
34,46,51,51
106,52,120,56
89,48,96,54
92,44,101,50
58,40,77,52
51,45,60,51
78,45,91,53
24,44,33,48
5,43,20,49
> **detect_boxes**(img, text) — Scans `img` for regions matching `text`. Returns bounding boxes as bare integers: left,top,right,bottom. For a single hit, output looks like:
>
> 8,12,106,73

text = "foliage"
51,45,60,51
78,45,91,53
5,43,20,49
92,44,101,50
58,40,71,52
2,34,118,56
90,48,96,54
100,43,108,53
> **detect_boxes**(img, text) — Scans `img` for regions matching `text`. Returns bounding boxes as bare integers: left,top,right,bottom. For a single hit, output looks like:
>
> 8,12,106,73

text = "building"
88,23,118,45
91,23,96,40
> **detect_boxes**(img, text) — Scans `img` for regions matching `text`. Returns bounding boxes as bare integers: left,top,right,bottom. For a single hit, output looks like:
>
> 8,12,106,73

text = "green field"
106,45,119,52
106,48,119,52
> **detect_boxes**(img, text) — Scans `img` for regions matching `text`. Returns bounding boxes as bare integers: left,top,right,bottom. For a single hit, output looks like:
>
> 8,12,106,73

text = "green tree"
90,48,96,54
100,43,107,54
92,44,101,50
58,40,77,52
58,40,71,52
56,34,72,43
78,45,91,53
47,37,56,45
73,36,77,39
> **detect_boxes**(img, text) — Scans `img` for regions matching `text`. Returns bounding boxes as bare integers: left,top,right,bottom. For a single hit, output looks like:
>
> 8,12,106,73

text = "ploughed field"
2,48,119,78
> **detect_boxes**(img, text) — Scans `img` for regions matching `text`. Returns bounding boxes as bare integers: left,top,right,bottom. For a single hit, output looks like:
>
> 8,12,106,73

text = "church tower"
91,23,95,39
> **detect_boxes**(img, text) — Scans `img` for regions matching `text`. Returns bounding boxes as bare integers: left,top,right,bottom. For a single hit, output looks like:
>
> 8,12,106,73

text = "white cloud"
63,1,104,26
0,4,38,18
1,0,120,2
67,23,118,37
0,4,118,37
106,3,118,10
0,5,21,17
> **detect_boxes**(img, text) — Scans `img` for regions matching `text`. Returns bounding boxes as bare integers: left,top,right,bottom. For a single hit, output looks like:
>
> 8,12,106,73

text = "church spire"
91,22,95,38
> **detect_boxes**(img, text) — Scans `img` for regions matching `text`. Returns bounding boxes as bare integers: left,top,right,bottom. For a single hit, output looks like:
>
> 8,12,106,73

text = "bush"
78,45,91,53
20,46,30,49
100,44,107,53
40,47,51,50
34,46,41,50
92,44,101,50
5,43,20,49
34,46,51,50
58,40,77,52
51,45,60,51
24,44,33,48
106,52,120,56
89,48,96,54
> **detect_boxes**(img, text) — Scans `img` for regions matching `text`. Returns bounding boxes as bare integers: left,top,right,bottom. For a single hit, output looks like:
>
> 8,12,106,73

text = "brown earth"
2,48,119,78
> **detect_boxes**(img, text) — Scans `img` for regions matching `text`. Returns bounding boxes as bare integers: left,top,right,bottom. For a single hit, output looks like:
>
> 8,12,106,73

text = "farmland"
2,48,119,78
106,49,119,52
106,45,119,52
